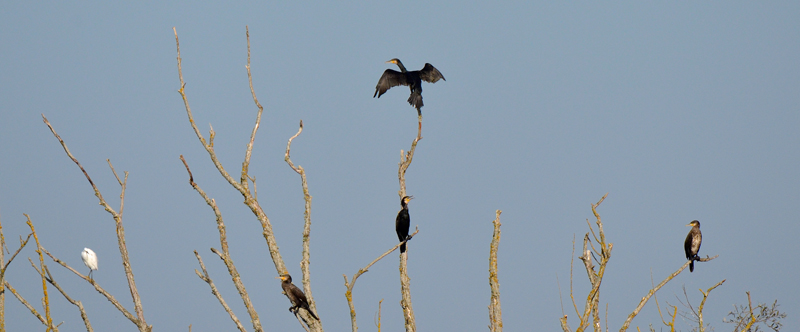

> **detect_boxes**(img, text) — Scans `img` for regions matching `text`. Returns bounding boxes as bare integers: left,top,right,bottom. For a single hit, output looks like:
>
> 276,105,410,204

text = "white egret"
81,248,98,280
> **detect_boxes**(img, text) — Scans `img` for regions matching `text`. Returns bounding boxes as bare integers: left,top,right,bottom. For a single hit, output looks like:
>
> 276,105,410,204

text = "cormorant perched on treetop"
276,274,319,320
374,59,445,117
684,220,702,272
396,196,414,253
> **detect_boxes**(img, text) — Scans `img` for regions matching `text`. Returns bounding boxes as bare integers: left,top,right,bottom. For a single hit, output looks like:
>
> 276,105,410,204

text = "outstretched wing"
418,63,445,83
374,69,408,98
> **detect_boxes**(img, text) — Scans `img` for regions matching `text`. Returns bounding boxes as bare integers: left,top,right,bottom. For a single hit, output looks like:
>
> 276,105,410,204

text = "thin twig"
43,248,138,323
180,155,261,332
173,25,289,286
5,280,47,325
618,256,719,332
284,120,321,329
44,265,94,332
737,292,757,332
42,115,149,331
344,228,419,332
193,251,246,332
697,279,726,332
26,216,57,331
397,117,423,199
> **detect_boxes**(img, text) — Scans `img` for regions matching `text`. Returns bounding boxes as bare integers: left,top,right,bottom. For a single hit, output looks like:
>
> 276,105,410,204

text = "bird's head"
686,220,700,227
386,58,400,64
401,195,414,207
276,274,292,282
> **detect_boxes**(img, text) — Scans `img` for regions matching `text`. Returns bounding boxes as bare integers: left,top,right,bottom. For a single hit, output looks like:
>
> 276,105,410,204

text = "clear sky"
1,2,798,331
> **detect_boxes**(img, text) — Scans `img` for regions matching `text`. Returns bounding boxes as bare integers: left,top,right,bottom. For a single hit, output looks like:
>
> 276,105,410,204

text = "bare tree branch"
42,115,150,332
396,116,422,332
43,265,93,332
488,210,503,332
572,194,611,332
242,25,264,189
651,270,677,332
192,251,246,332
0,214,33,330
344,228,419,332
376,299,383,332
25,216,57,331
4,280,47,326
180,155,262,332
284,120,322,330
173,26,289,288
697,279,726,332
397,118,422,199
618,256,718,332
43,248,138,324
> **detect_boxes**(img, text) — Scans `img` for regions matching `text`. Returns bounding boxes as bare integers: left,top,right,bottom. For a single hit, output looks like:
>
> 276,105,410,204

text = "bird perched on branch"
396,196,414,253
374,59,445,117
81,248,98,280
684,220,702,272
276,274,319,320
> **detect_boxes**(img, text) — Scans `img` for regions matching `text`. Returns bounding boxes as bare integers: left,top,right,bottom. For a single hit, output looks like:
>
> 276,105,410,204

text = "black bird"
396,196,413,253
276,274,319,320
374,59,445,117
684,220,702,272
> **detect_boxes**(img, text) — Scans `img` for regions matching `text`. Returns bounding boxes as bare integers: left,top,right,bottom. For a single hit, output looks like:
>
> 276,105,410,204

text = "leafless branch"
488,210,503,332
618,256,719,332
5,280,47,326
397,117,422,199
284,120,321,330
396,116,422,332
43,264,93,332
173,26,289,288
25,216,57,331
42,115,150,332
570,194,611,332
180,155,261,332
376,299,383,332
0,218,33,329
696,279,726,332
344,228,419,332
193,251,246,332
242,25,264,189
651,270,677,332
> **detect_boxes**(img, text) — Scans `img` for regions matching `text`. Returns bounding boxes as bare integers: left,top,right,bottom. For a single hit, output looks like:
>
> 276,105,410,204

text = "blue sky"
1,2,798,331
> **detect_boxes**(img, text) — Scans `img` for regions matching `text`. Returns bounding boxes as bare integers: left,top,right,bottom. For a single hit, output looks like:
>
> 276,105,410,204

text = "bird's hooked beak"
386,59,397,64
275,276,286,281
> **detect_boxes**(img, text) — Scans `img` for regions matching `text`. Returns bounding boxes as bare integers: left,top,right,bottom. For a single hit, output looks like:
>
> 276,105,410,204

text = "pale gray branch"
344,228,419,332
42,115,149,331
193,251,246,332
180,155,262,332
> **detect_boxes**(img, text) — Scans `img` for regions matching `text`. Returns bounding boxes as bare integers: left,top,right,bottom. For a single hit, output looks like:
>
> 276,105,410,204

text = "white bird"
81,248,98,280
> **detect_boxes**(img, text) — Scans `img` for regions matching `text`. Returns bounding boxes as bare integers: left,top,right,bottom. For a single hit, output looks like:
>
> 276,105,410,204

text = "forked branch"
180,155,262,332
173,26,289,282
42,115,149,332
344,228,419,332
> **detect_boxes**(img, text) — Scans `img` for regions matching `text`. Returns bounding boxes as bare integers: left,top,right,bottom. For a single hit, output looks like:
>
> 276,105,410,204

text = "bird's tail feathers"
407,92,423,110
307,308,319,320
